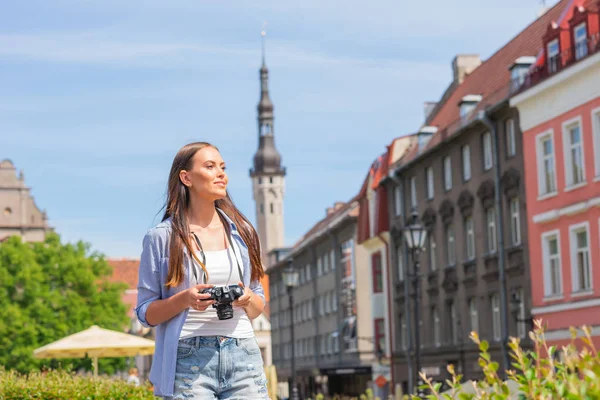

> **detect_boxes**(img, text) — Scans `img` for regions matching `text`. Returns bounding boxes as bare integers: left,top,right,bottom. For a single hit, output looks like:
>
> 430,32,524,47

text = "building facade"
268,201,377,398
382,2,569,391
510,0,600,348
0,159,51,242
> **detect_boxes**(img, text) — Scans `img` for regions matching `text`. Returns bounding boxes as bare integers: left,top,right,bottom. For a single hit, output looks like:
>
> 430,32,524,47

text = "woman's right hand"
186,284,216,311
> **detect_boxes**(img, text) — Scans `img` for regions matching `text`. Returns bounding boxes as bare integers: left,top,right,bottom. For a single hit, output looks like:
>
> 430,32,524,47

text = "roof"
107,258,139,290
395,0,569,170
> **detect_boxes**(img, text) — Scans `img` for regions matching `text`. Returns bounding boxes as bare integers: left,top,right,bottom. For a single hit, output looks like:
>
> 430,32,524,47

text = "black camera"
201,285,244,320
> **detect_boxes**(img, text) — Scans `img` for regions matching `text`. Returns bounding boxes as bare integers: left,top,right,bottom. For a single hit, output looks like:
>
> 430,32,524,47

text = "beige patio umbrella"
33,325,155,378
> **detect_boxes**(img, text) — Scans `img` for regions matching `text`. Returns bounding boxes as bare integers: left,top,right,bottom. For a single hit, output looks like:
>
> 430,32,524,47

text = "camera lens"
216,303,234,320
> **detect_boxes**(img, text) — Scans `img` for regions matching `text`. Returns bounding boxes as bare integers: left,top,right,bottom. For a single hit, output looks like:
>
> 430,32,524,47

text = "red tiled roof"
427,0,568,133
107,258,139,290
395,0,570,170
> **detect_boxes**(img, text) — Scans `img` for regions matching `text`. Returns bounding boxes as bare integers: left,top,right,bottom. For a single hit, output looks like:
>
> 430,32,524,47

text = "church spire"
251,25,285,177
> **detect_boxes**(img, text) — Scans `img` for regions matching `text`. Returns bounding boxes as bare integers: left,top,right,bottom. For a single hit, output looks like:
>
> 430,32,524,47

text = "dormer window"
547,39,560,73
574,23,588,60
459,95,482,119
509,56,535,92
418,126,438,151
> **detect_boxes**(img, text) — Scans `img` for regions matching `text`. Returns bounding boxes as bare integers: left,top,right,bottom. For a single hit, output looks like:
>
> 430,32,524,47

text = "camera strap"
190,224,244,286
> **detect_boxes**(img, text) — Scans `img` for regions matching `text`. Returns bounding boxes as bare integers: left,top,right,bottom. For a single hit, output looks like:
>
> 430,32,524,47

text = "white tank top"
179,247,254,339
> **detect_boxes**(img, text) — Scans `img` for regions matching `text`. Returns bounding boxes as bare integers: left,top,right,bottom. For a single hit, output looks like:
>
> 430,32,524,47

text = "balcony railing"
517,32,600,93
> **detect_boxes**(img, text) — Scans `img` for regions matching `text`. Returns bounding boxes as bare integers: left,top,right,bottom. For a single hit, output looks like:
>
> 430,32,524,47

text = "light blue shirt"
135,209,266,397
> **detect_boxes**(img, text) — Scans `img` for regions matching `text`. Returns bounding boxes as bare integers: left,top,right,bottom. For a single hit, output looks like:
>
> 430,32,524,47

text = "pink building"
511,0,600,348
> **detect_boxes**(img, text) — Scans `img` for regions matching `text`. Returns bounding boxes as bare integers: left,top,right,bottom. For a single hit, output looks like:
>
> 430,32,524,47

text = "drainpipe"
478,110,510,376
376,231,395,396
389,173,413,394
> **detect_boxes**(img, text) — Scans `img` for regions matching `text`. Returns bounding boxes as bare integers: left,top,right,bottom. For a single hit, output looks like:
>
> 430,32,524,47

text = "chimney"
452,55,481,84
424,102,437,121
326,207,335,216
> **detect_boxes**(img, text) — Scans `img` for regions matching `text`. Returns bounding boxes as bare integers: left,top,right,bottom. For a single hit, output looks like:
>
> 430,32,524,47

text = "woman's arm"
145,285,214,326
234,281,266,320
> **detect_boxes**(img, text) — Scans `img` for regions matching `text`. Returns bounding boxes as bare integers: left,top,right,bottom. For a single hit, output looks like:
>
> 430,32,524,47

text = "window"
446,224,456,266
574,23,588,60
537,131,557,196
547,39,559,74
486,207,497,254
516,288,526,339
449,301,458,344
410,176,417,209
372,252,383,293
426,167,434,200
444,156,452,191
469,298,478,334
563,118,586,187
483,132,493,170
510,198,521,246
429,236,437,271
593,108,600,178
465,217,475,260
400,314,408,350
305,264,312,282
462,145,472,181
319,296,324,316
270,203,274,214
491,294,501,341
330,249,336,271
506,118,516,157
432,308,441,347
374,318,386,355
317,257,323,276
269,177,273,184
397,244,405,282
368,190,377,236
570,223,592,293
394,184,403,216
260,204,264,214
542,231,562,297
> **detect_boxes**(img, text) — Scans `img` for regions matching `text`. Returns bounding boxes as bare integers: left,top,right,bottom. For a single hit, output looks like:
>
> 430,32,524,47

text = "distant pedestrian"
135,142,269,399
127,367,140,386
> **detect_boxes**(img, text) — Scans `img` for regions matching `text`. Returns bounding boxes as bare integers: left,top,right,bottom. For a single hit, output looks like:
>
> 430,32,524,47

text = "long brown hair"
162,142,264,288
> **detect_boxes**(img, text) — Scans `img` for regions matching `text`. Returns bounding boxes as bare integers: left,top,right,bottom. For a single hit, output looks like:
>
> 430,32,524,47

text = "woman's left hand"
232,282,253,309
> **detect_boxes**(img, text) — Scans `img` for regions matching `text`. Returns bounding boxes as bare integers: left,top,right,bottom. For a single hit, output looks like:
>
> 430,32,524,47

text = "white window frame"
569,222,592,294
516,288,527,339
432,308,441,347
394,184,403,216
483,132,493,171
429,236,437,271
410,176,417,209
547,39,559,74
465,216,475,260
486,207,497,254
305,264,311,282
536,129,558,197
317,257,323,277
462,145,472,181
562,116,586,188
426,166,434,200
510,197,521,246
592,107,600,179
574,22,588,60
444,156,452,191
469,298,478,334
330,249,336,271
446,224,456,266
491,294,501,341
397,244,405,282
450,301,458,344
506,118,516,157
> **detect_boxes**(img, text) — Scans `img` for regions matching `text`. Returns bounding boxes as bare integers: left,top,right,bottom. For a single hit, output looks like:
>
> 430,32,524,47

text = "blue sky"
1,0,558,258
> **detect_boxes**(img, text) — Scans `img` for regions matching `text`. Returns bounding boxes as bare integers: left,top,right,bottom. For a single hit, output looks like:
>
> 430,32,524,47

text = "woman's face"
180,146,228,202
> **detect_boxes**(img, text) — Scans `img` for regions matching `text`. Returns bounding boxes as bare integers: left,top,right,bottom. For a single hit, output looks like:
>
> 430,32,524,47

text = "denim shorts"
166,336,270,400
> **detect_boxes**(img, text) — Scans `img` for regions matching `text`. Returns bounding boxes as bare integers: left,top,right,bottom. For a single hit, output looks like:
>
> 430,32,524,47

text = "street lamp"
282,258,300,400
404,209,428,398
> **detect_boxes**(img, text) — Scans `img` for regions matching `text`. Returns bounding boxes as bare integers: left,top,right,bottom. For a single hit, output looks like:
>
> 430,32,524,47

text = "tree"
0,233,129,374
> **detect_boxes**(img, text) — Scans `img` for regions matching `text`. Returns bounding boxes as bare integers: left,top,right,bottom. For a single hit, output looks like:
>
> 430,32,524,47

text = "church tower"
250,31,286,265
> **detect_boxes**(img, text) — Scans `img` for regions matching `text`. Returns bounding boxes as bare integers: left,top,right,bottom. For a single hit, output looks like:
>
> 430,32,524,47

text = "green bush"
417,320,600,399
0,368,156,399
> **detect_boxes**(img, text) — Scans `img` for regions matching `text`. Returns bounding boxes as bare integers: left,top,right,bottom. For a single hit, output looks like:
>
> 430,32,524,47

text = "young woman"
135,142,269,399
